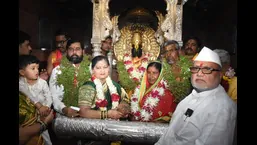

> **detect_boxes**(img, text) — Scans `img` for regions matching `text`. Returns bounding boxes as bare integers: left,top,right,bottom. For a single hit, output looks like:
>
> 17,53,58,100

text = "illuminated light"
41,48,46,51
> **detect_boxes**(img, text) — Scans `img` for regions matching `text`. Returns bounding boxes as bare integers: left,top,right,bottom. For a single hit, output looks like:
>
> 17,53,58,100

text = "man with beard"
183,36,202,59
49,39,91,118
47,29,70,76
160,40,192,102
155,47,236,145
161,40,180,65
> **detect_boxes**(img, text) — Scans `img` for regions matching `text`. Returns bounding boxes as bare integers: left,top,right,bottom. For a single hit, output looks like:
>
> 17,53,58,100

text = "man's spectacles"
189,67,221,74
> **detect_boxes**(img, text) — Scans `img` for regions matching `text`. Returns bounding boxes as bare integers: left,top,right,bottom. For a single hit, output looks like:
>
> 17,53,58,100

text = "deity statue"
114,24,159,61
114,24,160,95
131,32,144,69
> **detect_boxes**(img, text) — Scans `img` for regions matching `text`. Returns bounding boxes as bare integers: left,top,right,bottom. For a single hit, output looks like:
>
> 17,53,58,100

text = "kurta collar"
191,85,221,99
20,76,39,86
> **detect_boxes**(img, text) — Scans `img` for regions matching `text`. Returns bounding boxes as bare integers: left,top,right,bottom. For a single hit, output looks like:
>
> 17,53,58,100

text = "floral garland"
92,76,120,111
131,79,167,121
56,55,91,107
123,53,149,82
116,61,136,92
117,53,150,91
162,56,193,103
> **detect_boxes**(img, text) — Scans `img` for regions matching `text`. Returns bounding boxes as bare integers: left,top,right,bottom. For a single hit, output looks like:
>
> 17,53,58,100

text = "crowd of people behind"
19,29,237,145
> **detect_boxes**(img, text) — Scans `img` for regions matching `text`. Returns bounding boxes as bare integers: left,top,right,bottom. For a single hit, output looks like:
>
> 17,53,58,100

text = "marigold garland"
56,55,91,107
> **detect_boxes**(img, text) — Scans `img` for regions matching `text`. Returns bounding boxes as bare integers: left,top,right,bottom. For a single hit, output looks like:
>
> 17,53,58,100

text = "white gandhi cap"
194,46,222,67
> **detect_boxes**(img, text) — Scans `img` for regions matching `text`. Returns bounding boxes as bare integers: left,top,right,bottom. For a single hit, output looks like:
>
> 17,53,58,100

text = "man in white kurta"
49,39,90,118
49,65,66,113
155,47,237,145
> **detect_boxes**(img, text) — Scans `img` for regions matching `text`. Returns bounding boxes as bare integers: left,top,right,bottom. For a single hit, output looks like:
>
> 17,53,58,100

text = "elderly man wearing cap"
155,47,237,145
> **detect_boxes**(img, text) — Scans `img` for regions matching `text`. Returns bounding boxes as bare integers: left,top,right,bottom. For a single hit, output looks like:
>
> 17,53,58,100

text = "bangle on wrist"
100,110,108,119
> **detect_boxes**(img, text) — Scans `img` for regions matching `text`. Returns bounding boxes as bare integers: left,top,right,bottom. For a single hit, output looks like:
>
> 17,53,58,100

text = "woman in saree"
19,91,54,145
78,55,130,145
130,61,177,122
78,55,130,119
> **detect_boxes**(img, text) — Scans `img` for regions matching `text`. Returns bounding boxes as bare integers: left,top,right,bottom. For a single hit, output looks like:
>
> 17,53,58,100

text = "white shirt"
49,65,65,113
155,85,237,145
19,77,53,107
49,64,80,114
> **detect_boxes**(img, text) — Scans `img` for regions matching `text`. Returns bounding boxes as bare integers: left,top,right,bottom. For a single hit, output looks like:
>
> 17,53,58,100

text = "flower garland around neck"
131,79,167,121
91,76,120,111
56,55,91,107
162,56,193,103
123,53,149,83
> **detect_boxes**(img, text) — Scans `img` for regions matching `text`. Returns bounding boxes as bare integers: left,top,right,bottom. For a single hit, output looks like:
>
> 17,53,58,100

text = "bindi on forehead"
200,63,203,67
194,62,207,67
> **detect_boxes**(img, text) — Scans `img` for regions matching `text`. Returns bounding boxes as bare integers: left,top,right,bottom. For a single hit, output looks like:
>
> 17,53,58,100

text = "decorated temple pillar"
161,0,188,47
91,41,102,57
91,0,101,57
107,50,113,77
174,2,183,47
91,0,112,57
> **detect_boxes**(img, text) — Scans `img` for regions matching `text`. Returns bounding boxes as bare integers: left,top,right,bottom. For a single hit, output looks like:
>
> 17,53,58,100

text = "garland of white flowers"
92,76,120,111
131,79,167,121
123,53,149,82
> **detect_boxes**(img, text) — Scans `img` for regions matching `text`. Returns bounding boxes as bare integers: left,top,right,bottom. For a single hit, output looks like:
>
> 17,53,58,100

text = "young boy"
19,55,53,145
